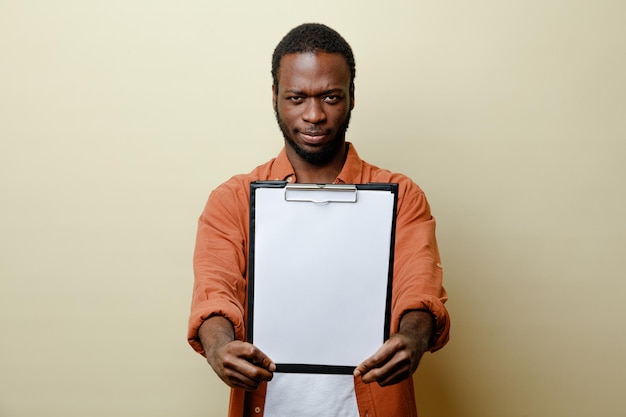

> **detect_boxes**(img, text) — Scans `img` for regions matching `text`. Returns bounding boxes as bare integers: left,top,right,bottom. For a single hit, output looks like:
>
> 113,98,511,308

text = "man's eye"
288,96,303,103
323,95,340,103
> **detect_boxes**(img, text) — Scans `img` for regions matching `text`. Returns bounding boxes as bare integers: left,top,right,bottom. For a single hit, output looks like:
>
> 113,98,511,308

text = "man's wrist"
398,310,435,350
199,315,235,360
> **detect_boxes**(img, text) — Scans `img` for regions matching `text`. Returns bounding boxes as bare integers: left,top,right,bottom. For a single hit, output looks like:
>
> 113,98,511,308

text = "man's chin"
292,140,344,166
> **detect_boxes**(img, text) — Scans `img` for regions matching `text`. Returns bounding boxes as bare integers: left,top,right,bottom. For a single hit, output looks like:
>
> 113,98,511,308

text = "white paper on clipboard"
248,182,398,374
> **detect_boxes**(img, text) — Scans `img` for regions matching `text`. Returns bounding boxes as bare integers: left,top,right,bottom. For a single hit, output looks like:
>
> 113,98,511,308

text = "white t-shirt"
264,373,359,417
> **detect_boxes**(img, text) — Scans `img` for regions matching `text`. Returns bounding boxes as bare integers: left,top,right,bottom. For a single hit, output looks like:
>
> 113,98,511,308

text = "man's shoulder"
360,159,424,195
360,162,431,218
212,157,278,195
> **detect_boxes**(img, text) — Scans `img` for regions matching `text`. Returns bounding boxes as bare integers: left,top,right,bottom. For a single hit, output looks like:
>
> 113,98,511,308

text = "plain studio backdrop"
1,1,624,416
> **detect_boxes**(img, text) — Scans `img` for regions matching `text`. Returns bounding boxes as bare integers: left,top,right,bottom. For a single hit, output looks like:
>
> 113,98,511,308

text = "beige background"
1,1,624,416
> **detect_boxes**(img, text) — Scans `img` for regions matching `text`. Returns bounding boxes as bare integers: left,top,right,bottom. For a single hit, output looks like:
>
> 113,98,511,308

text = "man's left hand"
353,310,434,386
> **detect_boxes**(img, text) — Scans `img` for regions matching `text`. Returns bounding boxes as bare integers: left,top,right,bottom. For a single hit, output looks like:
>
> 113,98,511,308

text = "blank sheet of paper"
248,183,397,373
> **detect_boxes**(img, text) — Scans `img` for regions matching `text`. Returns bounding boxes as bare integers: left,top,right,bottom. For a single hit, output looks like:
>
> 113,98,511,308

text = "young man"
188,23,450,417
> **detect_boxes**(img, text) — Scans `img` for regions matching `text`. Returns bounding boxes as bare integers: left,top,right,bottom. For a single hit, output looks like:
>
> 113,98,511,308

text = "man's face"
273,52,354,166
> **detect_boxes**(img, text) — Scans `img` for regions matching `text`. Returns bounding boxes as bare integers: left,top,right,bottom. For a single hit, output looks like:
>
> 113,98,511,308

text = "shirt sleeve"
188,181,250,356
390,178,450,352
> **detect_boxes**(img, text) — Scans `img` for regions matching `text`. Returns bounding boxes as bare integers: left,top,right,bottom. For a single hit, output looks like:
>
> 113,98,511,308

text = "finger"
244,344,276,372
230,376,263,391
231,354,274,383
373,366,408,387
217,343,274,389
360,361,405,385
358,366,381,384
354,339,399,378
229,342,272,367
362,349,412,385
221,359,274,391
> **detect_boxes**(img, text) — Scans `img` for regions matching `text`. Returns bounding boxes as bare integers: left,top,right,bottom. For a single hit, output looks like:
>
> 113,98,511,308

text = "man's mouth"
299,131,329,145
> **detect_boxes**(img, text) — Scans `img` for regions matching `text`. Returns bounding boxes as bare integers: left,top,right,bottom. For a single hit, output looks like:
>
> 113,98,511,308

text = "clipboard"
247,181,398,374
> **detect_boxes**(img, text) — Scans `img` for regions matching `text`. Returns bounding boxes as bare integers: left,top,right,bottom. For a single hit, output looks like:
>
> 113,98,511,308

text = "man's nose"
302,99,326,124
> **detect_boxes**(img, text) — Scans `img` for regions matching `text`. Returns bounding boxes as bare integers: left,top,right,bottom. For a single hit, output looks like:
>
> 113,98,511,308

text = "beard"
275,108,352,166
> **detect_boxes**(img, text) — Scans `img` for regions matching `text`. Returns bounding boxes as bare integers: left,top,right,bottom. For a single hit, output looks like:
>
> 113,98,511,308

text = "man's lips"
298,131,329,145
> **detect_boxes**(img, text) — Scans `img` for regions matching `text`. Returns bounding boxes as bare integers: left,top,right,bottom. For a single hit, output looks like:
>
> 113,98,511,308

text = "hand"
353,310,433,386
199,316,276,391
207,339,276,391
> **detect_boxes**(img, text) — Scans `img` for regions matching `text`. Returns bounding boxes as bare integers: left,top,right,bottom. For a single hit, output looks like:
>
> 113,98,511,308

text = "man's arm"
199,315,276,391
353,310,434,386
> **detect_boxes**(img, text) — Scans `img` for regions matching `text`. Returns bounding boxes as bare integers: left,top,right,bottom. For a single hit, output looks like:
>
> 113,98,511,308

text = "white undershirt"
264,373,359,417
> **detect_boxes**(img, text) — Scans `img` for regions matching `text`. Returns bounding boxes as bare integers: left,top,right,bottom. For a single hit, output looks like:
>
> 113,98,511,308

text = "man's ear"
350,84,355,110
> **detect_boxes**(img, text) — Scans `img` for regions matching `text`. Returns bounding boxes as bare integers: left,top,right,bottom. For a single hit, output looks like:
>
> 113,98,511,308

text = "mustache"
297,128,331,136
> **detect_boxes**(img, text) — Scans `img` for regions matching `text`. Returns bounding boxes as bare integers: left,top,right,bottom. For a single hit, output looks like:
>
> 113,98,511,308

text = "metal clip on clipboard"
284,184,358,204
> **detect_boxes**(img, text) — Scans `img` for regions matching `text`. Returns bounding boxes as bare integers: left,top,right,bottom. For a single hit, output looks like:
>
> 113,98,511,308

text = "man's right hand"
199,316,275,391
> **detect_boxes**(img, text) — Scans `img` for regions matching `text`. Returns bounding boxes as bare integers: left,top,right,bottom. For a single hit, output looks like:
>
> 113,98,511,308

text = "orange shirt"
189,143,450,417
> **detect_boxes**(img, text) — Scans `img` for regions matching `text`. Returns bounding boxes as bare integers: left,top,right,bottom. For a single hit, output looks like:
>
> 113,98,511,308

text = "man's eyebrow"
283,88,345,95
320,88,344,95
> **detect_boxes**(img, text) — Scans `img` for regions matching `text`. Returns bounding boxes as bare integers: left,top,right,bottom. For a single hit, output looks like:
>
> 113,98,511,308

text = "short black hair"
272,23,356,93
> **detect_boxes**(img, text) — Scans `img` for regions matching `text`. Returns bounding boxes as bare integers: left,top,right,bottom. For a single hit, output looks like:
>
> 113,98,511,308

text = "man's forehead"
277,52,351,83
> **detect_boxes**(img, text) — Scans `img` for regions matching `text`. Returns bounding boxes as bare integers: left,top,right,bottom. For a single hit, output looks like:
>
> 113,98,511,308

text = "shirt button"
254,406,261,414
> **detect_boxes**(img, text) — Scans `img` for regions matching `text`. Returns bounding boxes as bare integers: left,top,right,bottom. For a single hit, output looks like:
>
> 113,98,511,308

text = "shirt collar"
269,147,296,182
335,142,363,184
269,142,364,184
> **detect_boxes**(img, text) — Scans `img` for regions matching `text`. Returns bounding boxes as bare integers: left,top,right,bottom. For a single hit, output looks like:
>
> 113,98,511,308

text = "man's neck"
285,143,348,184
